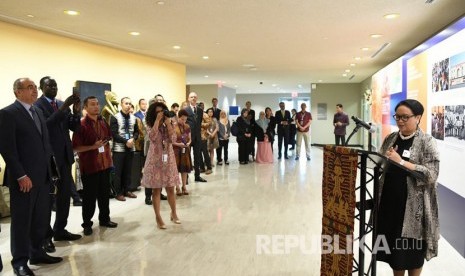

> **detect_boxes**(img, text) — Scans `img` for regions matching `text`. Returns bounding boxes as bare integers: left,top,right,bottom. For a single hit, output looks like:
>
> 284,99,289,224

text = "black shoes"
29,254,63,265
145,197,152,205
160,193,168,200
73,200,82,206
13,265,34,276
54,230,82,241
99,221,118,228
195,177,207,182
43,239,55,253
285,155,289,159
295,156,299,160
83,227,93,236
307,157,311,161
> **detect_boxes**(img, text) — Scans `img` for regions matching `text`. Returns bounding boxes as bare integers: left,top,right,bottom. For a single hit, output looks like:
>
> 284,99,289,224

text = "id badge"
182,148,186,154
125,133,130,139
402,150,411,158
98,146,105,153
162,153,168,163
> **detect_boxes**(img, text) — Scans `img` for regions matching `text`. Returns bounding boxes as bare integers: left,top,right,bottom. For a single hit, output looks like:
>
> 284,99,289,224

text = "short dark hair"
84,96,98,107
395,99,424,116
146,101,168,128
120,97,130,104
139,98,146,105
39,76,51,90
178,109,189,118
212,97,218,102
171,103,179,109
336,104,343,108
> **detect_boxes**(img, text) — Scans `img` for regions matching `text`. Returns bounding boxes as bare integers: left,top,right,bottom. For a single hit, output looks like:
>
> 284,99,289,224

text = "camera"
163,109,176,118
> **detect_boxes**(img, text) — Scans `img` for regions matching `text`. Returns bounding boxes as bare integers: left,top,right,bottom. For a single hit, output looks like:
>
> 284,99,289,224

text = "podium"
352,150,426,276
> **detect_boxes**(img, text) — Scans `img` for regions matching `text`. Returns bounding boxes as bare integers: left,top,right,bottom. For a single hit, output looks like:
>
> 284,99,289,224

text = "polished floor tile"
0,145,464,275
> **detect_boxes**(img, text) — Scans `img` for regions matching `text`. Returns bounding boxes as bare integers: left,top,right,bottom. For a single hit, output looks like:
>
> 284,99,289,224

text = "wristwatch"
399,160,405,166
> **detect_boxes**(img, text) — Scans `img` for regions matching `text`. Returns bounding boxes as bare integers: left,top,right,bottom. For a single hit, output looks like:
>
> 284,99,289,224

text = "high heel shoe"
176,188,183,196
182,187,189,195
156,218,167,229
170,214,181,224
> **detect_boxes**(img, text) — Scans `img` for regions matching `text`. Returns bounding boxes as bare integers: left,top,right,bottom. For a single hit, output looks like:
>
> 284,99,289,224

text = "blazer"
274,109,292,133
0,100,53,188
35,95,80,167
211,107,221,121
185,105,203,142
134,110,145,121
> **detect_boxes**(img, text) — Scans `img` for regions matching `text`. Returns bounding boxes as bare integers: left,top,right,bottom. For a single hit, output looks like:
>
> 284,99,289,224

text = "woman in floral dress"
172,109,192,196
141,102,181,229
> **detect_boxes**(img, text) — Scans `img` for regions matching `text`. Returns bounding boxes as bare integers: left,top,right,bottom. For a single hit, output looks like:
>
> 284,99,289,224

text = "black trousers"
216,139,229,162
277,127,290,156
10,181,50,267
112,151,134,196
238,139,251,162
53,162,72,235
199,140,211,170
81,169,111,228
335,135,346,146
191,137,202,178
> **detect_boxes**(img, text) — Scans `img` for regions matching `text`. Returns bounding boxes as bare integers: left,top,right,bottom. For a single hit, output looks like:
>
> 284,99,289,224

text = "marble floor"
0,144,464,276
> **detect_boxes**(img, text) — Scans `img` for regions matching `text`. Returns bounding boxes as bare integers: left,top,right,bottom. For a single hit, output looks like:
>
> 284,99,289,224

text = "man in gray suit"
0,78,62,276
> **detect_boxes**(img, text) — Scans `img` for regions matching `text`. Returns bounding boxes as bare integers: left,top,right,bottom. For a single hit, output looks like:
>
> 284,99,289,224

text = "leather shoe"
73,200,82,206
83,227,93,236
145,197,152,205
195,177,207,182
43,239,55,253
125,192,137,198
13,265,34,276
115,195,126,201
160,193,168,200
29,254,63,265
54,230,82,241
99,221,118,228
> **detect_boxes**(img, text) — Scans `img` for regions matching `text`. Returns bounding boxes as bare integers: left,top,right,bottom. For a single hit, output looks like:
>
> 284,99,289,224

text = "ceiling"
1,0,464,94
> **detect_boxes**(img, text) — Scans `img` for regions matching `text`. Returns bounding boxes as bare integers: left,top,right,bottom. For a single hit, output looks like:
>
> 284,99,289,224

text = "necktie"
30,106,42,134
51,100,58,111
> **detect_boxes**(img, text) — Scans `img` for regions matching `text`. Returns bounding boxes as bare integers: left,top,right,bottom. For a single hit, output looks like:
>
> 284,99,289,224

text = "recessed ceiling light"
64,10,80,16
350,63,356,67
272,84,277,87
361,47,370,51
27,14,34,18
173,45,181,50
215,42,221,45
202,56,209,60
354,57,361,60
204,75,209,78
342,74,348,77
249,67,258,71
384,13,399,19
129,32,140,36
242,64,255,68
370,34,383,38
234,85,238,88
157,1,165,5
323,37,329,40
298,84,302,88
318,80,323,82
345,69,351,73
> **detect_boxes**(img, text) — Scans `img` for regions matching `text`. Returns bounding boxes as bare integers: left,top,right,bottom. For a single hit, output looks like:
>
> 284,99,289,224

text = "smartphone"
72,87,80,97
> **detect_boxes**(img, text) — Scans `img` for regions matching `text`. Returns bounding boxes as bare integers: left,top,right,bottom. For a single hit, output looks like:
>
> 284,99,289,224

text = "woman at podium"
378,99,440,276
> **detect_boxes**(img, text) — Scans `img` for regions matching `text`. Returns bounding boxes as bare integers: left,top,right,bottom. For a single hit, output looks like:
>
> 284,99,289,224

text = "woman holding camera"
141,102,181,229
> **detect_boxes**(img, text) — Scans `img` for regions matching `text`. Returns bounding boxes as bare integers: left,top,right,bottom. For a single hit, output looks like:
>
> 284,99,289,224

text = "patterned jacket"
379,129,440,261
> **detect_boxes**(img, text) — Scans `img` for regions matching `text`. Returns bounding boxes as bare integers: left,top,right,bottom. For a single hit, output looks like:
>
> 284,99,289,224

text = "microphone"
351,116,376,133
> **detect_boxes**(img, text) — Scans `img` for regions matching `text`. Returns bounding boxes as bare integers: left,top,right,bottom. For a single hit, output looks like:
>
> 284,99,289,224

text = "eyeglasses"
392,114,415,122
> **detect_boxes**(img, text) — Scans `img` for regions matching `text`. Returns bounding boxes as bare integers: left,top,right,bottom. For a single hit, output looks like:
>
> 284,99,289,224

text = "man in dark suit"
211,97,221,120
0,78,63,276
134,98,147,121
275,102,292,159
35,77,82,245
185,92,207,182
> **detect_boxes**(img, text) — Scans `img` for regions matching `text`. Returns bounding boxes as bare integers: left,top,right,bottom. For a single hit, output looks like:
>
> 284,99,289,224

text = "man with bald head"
0,78,63,276
185,92,207,182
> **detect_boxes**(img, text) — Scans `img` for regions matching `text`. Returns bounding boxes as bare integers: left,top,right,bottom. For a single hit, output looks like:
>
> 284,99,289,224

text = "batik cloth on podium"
320,145,358,276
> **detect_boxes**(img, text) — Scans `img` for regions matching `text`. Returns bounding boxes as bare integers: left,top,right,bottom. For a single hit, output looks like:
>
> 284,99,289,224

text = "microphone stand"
344,124,362,146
